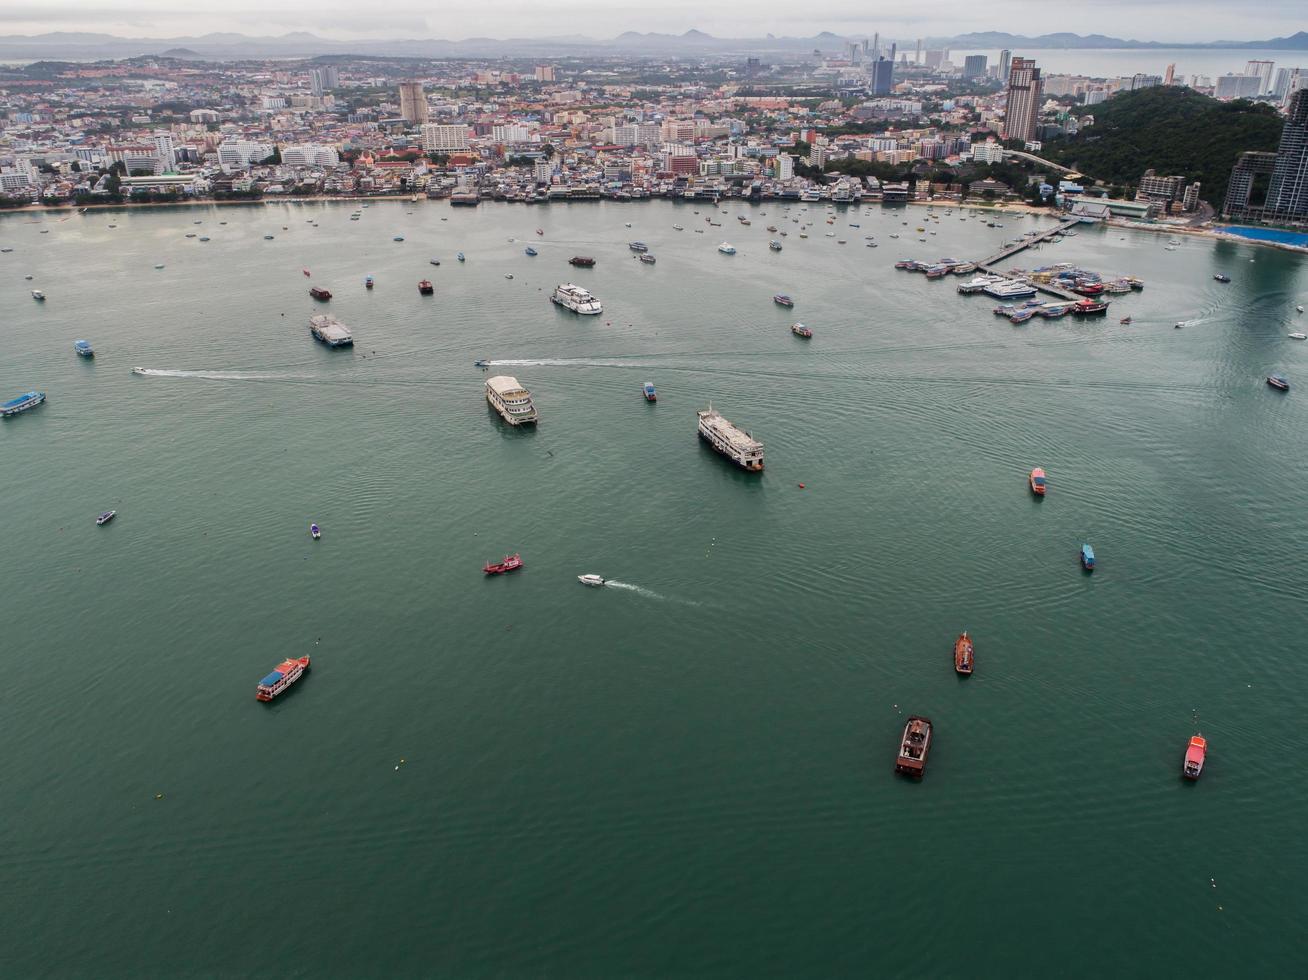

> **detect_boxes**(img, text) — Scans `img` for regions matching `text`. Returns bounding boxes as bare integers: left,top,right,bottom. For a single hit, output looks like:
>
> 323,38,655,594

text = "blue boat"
1080,543,1095,571
1,391,45,416
642,381,657,402
74,340,94,357
524,246,538,256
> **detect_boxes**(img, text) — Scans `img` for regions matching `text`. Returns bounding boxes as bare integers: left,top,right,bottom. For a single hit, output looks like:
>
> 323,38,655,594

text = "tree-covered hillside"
1043,87,1284,209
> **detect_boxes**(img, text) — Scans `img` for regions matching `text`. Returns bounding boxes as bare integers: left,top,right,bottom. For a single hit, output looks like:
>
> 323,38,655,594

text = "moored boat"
894,715,933,777
1267,374,1290,391
31,289,45,301
484,553,523,575
457,252,465,262
1,391,45,417
769,240,783,251
773,294,794,307
697,406,763,471
1080,543,1095,570
642,381,658,402
628,242,648,253
954,632,974,675
551,283,602,314
569,256,596,267
639,254,656,264
256,655,310,701
309,314,353,347
310,523,321,539
418,279,434,295
524,246,538,256
1183,734,1207,779
1029,467,1047,496
365,276,374,289
791,323,813,338
309,286,331,301
717,242,736,254
74,340,94,358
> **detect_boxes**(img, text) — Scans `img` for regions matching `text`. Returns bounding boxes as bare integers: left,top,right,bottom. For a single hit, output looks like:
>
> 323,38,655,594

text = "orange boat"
1183,734,1207,779
954,632,974,675
1029,467,1047,495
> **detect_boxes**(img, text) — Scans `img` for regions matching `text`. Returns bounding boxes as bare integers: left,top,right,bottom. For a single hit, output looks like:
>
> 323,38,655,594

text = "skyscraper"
1164,63,1176,86
1264,89,1308,222
1003,57,1043,143
963,55,988,80
998,50,1012,82
398,81,429,125
1244,60,1275,94
309,66,339,96
871,57,895,96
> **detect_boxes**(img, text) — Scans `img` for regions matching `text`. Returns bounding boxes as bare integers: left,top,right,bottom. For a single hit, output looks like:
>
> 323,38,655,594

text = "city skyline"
4,1,1308,46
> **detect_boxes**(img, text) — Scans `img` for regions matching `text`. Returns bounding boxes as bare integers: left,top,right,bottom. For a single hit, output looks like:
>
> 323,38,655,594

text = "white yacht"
550,283,602,315
982,279,1038,299
718,242,737,254
697,406,763,471
485,375,538,425
577,574,606,587
309,314,354,347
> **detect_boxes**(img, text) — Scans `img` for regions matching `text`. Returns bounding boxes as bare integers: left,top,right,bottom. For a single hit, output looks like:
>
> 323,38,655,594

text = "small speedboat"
365,276,374,289
31,289,44,301
310,523,321,540
1289,332,1307,340
429,258,441,266
718,242,736,254
1183,734,1207,779
954,632,974,675
96,510,116,526
303,268,311,277
1029,467,1047,496
74,340,94,357
457,252,465,262
393,236,405,242
769,240,783,251
642,381,657,402
577,574,605,587
1213,274,1230,283
524,246,537,256
1267,374,1289,391
1080,543,1095,570
264,235,275,240
484,553,523,575
474,359,490,368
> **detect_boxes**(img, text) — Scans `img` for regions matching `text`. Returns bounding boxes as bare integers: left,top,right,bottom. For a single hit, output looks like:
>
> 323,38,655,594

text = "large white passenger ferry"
308,314,354,347
550,283,602,315
697,406,763,471
485,375,538,425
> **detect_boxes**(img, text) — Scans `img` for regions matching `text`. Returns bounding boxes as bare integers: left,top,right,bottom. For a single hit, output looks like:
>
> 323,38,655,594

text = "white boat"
485,375,538,425
551,283,602,314
309,314,354,347
697,406,763,471
577,574,606,587
717,242,736,254
31,289,45,301
1289,332,1307,340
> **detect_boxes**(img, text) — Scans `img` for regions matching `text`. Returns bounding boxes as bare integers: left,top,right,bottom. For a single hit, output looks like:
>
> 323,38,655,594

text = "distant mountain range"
1,29,1305,62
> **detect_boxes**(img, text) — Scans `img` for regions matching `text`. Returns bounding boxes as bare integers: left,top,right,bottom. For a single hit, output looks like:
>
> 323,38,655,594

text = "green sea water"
3,200,1307,977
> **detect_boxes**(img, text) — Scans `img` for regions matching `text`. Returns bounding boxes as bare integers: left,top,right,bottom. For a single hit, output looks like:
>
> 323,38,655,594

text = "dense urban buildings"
1003,57,1043,143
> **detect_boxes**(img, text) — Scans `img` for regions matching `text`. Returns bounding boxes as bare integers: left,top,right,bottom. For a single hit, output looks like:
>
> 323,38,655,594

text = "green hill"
1044,87,1283,209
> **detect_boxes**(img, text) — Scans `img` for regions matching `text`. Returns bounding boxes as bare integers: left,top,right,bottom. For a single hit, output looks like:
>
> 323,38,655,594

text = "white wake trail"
132,368,309,381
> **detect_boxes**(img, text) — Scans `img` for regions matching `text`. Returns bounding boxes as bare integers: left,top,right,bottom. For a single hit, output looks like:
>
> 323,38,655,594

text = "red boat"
1029,467,1047,495
569,256,595,267
303,268,311,277
954,632,974,675
1072,299,1109,315
894,715,933,777
309,286,331,301
1183,735,1207,779
1073,281,1104,296
418,279,434,295
484,553,523,575
256,655,310,701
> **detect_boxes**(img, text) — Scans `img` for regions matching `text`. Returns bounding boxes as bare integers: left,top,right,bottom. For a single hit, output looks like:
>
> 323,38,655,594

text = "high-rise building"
963,55,988,80
1223,151,1278,217
1129,74,1162,91
1003,57,1043,143
420,124,469,152
998,50,1012,82
870,57,895,96
915,38,922,63
1215,74,1263,100
398,82,429,125
534,65,555,82
150,131,175,171
1264,89,1308,221
1244,60,1275,94
1164,63,1176,86
309,66,339,95
925,49,948,70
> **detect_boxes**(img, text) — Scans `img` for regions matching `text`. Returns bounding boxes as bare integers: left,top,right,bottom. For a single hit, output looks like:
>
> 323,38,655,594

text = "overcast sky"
3,0,1304,43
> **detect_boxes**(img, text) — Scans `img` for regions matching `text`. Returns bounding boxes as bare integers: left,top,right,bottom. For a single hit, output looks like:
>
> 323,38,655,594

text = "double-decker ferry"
256,656,310,701
1,391,45,417
697,406,763,471
309,314,354,347
551,283,602,314
486,376,538,425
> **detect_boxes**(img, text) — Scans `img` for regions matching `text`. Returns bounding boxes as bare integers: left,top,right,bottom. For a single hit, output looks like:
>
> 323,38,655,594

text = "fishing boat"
1080,543,1096,570
418,280,434,295
1183,734,1207,780
642,381,657,402
310,523,321,540
31,289,45,301
1072,299,1109,315
484,553,523,575
773,294,794,308
1,391,45,416
628,242,648,253
309,286,331,301
429,258,441,266
524,247,538,256
894,715,933,777
255,655,310,701
791,323,813,338
1267,374,1290,391
1213,274,1230,283
718,242,736,254
569,256,596,267
639,254,656,264
1029,467,1048,496
96,510,116,526
954,632,974,675
74,340,94,358
577,574,606,587
365,276,374,289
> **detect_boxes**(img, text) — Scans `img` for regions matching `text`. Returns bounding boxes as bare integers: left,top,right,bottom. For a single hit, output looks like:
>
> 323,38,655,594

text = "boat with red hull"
256,655,310,701
954,632,974,675
484,553,523,575
1029,467,1047,495
1183,734,1207,779
894,715,933,777
309,286,331,301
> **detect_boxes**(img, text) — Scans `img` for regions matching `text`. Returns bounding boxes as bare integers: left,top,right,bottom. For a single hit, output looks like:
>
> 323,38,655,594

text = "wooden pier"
974,218,1085,301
